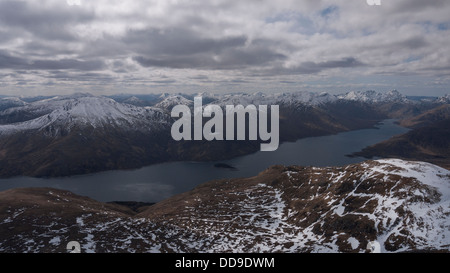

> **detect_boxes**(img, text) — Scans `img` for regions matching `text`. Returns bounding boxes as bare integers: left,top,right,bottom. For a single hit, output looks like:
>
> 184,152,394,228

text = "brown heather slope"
399,104,450,128
351,104,450,170
1,159,449,253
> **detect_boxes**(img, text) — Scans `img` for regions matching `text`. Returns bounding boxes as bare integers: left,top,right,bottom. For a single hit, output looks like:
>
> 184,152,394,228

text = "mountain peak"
0,95,169,137
123,96,147,106
437,94,450,103
339,90,407,103
155,95,193,111
0,97,27,111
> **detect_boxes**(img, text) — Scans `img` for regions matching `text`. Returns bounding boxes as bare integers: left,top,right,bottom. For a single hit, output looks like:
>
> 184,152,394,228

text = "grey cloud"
30,59,104,71
81,33,130,59
20,41,78,58
134,55,211,69
46,71,73,79
75,72,115,82
0,29,17,43
133,48,285,70
0,49,104,71
0,0,94,41
392,0,449,13
0,1,93,26
230,79,250,83
132,37,286,70
0,50,29,69
217,47,286,68
110,60,138,74
316,57,365,69
189,75,209,80
124,28,247,56
0,1,448,96
46,71,115,82
81,27,252,67
279,80,296,84
397,36,428,50
125,26,286,70
262,57,365,76
151,79,177,84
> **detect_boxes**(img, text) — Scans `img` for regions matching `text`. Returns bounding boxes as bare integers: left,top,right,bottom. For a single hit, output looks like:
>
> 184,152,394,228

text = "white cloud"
0,0,449,96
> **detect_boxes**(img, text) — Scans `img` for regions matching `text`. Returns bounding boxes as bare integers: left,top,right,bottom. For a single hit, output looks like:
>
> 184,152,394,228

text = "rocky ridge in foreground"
0,159,449,253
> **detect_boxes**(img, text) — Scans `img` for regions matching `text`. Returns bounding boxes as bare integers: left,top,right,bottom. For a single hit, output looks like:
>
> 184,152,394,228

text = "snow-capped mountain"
122,96,148,107
0,93,93,124
338,90,408,103
0,94,174,177
195,92,218,102
207,92,272,107
154,95,193,112
198,89,410,107
275,91,338,106
437,94,450,104
151,90,410,109
0,90,414,128
0,97,27,111
205,91,338,107
0,94,169,137
1,159,448,253
0,90,441,178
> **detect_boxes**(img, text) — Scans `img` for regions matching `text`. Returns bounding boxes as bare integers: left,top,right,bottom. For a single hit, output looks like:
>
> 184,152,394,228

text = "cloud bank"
0,0,449,96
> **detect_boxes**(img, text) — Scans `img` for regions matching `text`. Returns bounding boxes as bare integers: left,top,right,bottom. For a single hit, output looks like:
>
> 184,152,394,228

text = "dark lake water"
0,120,408,202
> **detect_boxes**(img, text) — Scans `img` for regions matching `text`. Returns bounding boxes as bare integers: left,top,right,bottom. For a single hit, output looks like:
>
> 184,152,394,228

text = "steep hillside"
1,159,449,253
0,91,389,177
0,95,172,177
351,104,450,170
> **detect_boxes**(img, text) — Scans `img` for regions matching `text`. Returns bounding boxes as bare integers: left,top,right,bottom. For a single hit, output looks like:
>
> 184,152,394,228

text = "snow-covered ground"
1,159,448,253
1,90,446,137
0,94,170,136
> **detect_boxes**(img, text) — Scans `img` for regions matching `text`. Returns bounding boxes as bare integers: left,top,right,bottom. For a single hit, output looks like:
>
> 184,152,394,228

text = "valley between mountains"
2,89,443,178
0,90,449,253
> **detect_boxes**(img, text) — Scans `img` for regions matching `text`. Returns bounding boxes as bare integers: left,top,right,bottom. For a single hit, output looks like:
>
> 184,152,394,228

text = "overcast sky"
0,0,449,96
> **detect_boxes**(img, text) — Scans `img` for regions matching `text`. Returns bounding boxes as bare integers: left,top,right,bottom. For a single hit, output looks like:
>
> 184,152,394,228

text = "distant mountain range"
0,90,448,177
1,159,448,253
1,90,449,253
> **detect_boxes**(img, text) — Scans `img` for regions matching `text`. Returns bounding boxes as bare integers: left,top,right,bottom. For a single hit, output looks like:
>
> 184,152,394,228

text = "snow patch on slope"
0,95,169,136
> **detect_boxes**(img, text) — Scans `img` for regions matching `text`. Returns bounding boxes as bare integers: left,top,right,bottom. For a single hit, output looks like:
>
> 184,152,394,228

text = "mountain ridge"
1,159,449,253
351,104,450,170
0,90,445,178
